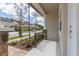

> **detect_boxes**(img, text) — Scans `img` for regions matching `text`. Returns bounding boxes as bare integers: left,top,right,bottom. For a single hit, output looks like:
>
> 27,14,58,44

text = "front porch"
0,3,60,56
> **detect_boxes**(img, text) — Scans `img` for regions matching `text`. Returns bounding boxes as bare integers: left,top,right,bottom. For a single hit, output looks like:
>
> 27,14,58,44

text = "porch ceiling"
39,3,59,14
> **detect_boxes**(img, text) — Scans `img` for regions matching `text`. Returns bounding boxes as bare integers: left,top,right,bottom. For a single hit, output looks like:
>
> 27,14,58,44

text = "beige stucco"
58,3,68,56
46,13,59,41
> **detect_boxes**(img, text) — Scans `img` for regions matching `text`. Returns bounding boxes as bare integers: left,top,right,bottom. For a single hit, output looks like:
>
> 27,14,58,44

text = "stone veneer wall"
0,32,8,56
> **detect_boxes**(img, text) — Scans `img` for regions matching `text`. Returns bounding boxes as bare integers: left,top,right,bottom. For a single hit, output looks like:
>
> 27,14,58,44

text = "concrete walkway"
26,40,56,56
8,46,31,56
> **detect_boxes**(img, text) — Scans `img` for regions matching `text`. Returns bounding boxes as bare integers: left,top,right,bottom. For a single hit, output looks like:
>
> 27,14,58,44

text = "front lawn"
9,35,29,40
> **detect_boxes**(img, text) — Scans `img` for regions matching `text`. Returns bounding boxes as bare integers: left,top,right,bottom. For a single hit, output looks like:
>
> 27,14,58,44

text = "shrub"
9,41,17,45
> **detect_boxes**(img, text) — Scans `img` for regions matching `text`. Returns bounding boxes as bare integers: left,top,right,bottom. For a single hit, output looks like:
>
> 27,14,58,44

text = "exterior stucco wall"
46,13,58,41
58,4,68,56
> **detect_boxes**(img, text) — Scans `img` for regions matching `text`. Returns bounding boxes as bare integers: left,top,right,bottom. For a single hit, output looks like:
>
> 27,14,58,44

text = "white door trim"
68,4,77,56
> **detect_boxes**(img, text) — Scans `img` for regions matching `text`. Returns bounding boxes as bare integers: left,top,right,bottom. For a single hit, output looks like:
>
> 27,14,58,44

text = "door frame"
67,4,77,56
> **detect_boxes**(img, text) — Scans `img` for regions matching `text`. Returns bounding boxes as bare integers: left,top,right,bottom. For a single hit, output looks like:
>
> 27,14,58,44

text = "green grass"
8,37,34,44
9,35,29,40
23,37,34,40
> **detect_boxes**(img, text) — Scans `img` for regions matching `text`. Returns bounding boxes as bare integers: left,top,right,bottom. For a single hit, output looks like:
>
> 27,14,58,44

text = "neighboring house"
0,17,12,28
10,20,19,28
0,17,33,29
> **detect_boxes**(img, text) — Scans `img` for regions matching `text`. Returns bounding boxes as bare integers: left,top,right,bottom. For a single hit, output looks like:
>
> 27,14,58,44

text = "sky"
0,3,45,26
0,3,16,18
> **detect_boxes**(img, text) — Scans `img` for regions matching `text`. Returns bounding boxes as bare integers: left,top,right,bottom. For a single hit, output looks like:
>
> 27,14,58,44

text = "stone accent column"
0,32,8,56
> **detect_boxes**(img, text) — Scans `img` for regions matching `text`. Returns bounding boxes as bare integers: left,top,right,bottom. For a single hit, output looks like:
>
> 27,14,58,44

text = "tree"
14,3,28,41
35,24,44,30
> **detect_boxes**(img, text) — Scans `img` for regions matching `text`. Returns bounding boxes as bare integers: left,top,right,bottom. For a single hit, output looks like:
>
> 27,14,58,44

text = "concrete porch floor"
26,40,56,56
